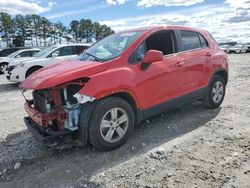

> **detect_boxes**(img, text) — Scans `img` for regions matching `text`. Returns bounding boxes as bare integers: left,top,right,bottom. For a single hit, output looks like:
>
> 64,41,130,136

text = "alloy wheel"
100,107,129,143
212,81,224,103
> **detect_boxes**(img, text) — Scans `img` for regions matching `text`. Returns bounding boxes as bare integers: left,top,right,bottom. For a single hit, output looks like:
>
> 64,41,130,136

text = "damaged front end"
23,78,95,145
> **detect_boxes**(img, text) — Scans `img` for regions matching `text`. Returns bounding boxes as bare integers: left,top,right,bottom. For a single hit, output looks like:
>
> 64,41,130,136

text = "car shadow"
0,82,20,93
0,101,221,188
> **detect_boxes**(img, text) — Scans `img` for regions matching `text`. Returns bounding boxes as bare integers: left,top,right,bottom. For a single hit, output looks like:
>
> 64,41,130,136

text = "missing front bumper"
24,117,73,145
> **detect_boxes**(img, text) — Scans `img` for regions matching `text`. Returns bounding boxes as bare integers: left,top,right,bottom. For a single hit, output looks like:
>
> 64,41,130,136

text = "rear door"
178,30,210,94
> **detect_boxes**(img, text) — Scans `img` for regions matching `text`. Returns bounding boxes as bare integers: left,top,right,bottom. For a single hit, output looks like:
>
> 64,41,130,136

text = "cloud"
106,0,126,5
100,4,250,43
106,0,204,7
225,0,250,9
0,0,55,15
46,4,109,19
137,0,204,7
225,9,250,23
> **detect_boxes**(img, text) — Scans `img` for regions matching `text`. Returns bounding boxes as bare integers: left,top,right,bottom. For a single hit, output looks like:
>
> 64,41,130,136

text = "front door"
132,30,186,110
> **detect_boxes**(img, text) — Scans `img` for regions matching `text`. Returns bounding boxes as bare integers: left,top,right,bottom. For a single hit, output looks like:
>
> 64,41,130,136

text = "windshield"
79,31,143,62
7,50,21,58
33,46,58,57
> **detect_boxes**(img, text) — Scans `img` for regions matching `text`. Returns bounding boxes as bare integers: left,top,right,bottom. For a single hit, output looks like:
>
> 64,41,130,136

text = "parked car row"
0,44,91,82
0,48,41,74
219,44,249,54
0,47,32,57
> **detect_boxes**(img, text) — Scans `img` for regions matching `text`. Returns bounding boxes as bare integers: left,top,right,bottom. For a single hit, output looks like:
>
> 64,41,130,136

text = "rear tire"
204,75,226,109
0,62,8,74
88,97,135,151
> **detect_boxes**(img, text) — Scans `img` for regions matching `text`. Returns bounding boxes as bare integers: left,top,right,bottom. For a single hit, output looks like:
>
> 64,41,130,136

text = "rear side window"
180,30,201,51
198,34,208,48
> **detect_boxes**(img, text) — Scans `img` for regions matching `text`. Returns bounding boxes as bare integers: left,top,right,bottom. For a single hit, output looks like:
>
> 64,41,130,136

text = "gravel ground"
0,54,249,188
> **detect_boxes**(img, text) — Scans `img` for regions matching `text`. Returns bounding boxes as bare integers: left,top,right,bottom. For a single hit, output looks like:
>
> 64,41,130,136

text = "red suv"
20,26,228,151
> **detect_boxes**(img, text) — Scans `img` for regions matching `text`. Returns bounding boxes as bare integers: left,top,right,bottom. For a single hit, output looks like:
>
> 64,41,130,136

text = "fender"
78,66,142,109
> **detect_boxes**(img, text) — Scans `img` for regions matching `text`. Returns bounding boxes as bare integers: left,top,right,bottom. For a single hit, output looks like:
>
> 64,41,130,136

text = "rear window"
180,30,201,51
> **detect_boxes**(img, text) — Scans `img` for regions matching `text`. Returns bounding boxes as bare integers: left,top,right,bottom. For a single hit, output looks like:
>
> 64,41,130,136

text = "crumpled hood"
20,60,107,90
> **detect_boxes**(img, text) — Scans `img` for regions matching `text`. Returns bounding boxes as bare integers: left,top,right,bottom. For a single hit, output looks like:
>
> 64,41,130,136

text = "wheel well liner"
214,70,228,85
110,92,137,110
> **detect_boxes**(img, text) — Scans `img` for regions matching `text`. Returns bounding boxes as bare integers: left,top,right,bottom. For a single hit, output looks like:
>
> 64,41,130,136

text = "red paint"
143,50,164,64
20,26,228,112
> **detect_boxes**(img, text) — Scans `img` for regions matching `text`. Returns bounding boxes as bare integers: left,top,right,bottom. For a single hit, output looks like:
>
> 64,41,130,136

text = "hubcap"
212,81,224,103
100,107,129,143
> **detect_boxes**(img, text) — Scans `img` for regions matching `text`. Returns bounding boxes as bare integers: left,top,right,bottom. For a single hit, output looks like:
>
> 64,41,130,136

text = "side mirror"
16,55,21,58
143,50,164,64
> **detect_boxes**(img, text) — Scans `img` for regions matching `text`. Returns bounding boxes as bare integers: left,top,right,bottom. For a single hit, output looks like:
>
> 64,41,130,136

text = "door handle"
206,51,212,57
175,61,185,67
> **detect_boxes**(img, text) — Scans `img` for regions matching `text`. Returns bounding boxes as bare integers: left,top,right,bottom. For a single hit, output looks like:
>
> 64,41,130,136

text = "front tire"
204,75,226,109
88,97,135,151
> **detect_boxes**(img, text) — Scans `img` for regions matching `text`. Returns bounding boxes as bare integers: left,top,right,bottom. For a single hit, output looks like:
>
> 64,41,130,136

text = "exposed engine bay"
23,79,95,134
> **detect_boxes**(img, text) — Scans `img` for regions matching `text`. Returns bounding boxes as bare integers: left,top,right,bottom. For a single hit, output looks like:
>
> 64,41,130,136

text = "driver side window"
128,30,176,64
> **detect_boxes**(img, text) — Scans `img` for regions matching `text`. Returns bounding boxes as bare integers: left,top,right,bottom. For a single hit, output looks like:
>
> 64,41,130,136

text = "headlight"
73,93,95,104
9,65,17,70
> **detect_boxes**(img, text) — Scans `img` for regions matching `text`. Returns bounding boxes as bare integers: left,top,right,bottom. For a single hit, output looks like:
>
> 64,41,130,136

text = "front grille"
33,90,51,114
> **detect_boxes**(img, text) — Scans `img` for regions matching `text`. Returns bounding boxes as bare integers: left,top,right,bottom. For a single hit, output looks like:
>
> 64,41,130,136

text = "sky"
0,0,250,42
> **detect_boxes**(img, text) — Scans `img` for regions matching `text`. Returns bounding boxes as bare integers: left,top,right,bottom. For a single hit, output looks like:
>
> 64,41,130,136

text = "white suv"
6,44,91,82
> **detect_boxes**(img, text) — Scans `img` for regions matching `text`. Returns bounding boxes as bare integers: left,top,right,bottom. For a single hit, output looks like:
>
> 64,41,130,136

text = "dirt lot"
0,54,249,188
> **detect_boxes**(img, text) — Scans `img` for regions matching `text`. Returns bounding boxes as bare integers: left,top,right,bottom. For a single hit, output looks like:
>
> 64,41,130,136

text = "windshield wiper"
85,52,102,62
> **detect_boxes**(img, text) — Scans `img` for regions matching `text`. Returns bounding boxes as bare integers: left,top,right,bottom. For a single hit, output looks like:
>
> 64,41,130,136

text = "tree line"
0,12,115,47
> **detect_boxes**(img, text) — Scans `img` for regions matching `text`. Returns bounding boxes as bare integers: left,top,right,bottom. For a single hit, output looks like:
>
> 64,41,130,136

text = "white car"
0,48,41,74
226,44,248,54
245,43,250,52
219,45,230,52
6,44,90,82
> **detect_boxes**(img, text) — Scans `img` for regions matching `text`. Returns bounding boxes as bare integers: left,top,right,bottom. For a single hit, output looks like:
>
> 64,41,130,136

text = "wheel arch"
25,65,43,78
0,61,9,65
213,69,228,85
104,91,143,124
